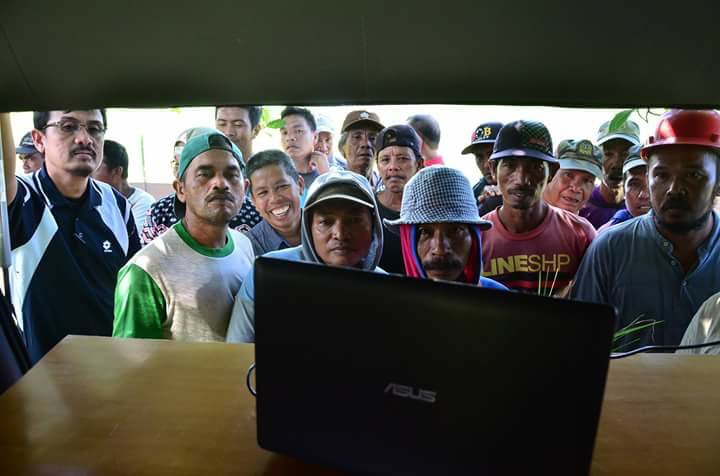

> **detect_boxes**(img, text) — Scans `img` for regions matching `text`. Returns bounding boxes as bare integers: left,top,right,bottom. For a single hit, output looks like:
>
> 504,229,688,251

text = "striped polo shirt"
8,166,141,363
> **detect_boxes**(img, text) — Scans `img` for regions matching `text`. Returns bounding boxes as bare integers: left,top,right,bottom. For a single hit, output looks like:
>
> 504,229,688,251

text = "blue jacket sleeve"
226,268,256,343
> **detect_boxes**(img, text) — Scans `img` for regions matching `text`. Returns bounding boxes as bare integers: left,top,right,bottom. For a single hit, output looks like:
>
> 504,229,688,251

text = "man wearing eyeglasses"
0,110,142,364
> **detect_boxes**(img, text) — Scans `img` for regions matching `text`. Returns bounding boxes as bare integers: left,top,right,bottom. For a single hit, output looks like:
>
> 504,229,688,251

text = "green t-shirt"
113,221,254,341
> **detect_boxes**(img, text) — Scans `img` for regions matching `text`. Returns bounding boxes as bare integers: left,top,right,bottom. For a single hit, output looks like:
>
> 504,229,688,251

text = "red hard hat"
641,109,720,159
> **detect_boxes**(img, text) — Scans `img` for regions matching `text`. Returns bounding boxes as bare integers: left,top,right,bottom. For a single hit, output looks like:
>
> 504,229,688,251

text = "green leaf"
266,118,285,129
260,107,271,127
613,320,663,340
608,109,634,133
170,107,182,114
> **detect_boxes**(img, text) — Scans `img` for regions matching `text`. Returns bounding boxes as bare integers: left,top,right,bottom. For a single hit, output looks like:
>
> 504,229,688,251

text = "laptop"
254,257,615,475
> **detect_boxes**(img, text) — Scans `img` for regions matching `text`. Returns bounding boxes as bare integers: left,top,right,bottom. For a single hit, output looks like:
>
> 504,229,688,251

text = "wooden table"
0,336,718,475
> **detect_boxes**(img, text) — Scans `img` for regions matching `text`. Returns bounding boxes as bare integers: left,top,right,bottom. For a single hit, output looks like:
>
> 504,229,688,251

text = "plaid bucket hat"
384,166,492,233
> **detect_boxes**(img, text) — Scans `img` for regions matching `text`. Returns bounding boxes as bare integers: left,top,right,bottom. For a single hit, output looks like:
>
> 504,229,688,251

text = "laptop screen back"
255,257,615,475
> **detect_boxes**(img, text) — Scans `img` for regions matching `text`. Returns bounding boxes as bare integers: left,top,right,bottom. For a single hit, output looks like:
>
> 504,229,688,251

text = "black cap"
461,122,503,155
374,124,422,160
489,120,557,163
16,132,39,155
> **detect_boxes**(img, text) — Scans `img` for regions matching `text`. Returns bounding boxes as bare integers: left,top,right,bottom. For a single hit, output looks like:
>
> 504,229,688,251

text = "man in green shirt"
113,132,255,341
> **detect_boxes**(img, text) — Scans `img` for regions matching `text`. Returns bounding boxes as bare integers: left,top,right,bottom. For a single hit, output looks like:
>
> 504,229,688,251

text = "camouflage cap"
489,120,556,163
556,139,603,179
597,119,641,146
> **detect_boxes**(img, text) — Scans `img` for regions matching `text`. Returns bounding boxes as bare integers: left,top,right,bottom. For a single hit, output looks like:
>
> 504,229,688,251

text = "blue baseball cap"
16,132,39,155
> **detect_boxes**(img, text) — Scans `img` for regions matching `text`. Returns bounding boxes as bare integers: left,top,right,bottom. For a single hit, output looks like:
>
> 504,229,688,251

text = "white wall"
8,106,661,190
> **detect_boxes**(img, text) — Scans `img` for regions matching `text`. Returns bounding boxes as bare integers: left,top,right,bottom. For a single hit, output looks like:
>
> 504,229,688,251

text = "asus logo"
384,383,437,403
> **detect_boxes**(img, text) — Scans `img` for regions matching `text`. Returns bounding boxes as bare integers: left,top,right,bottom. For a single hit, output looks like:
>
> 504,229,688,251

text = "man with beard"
385,166,506,290
0,111,141,363
543,139,603,215
374,124,424,274
597,145,651,231
480,120,596,295
244,150,304,256
579,119,641,228
340,110,385,188
573,110,720,349
226,170,385,343
113,132,254,341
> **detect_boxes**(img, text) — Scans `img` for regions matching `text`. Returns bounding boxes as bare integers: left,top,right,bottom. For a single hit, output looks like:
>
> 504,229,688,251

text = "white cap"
316,115,335,135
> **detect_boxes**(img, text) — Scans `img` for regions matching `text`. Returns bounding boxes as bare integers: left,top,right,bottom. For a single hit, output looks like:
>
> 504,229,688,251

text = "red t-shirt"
423,155,445,167
480,205,596,295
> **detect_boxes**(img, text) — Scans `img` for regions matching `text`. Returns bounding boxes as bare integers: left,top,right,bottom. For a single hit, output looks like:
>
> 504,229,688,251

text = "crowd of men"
1,106,720,365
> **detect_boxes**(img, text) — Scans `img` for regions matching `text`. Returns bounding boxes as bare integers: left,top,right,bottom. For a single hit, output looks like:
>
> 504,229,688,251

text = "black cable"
246,362,257,397
610,339,720,359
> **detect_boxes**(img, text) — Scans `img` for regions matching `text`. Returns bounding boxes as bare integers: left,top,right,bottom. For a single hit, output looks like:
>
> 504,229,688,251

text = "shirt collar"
38,164,102,209
645,210,720,257
258,220,290,249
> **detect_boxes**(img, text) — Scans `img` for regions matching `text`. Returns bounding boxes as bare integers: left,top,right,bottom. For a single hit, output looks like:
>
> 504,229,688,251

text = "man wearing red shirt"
481,120,596,295
407,114,445,167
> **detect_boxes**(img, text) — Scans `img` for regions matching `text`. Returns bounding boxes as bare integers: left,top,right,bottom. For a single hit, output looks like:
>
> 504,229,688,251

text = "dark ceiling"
1,0,718,111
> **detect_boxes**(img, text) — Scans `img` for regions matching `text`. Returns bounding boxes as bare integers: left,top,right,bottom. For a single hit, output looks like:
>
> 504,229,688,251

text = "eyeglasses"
43,120,106,139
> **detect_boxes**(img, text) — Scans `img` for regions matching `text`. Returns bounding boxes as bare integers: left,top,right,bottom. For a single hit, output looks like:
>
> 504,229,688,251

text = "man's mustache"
71,147,95,156
206,192,235,203
661,199,691,211
423,257,464,271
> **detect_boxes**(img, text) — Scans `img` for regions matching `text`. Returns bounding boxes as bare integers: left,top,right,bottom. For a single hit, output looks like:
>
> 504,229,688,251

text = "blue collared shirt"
244,220,291,257
8,166,141,362
572,211,720,347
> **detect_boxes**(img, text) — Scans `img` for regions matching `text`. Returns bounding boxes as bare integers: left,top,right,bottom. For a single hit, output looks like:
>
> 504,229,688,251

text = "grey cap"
304,182,375,211
597,119,641,146
622,144,645,175
384,166,492,233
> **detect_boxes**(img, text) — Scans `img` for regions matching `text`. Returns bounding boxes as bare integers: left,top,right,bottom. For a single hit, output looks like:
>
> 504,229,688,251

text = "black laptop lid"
255,257,615,475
